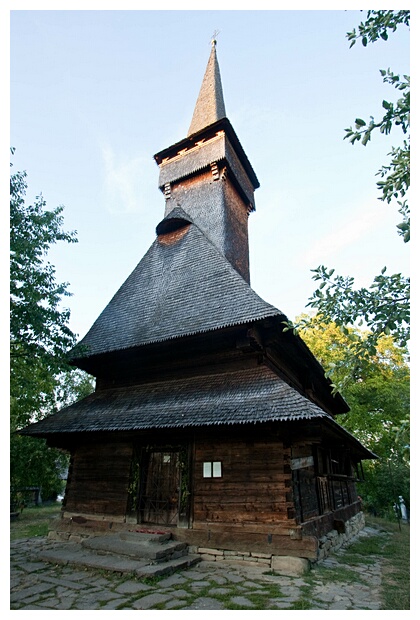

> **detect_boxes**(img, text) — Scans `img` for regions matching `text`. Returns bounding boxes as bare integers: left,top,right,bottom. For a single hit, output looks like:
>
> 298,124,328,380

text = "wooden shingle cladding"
69,221,280,365
155,117,259,195
162,170,252,282
22,359,363,440
187,42,226,137
158,128,257,212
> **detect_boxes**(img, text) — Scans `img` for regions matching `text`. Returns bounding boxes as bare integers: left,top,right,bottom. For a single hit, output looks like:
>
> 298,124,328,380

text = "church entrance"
127,445,190,526
142,449,180,525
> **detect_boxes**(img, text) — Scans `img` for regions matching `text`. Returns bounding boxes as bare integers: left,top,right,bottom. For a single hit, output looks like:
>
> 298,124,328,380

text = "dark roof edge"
18,411,331,438
69,312,282,364
19,414,377,462
154,117,259,190
156,207,192,235
322,417,378,460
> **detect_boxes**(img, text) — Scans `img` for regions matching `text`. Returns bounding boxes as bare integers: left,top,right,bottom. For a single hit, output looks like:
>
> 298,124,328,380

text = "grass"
10,502,62,541
367,516,410,610
324,515,409,610
150,578,287,610
312,563,368,584
10,507,410,609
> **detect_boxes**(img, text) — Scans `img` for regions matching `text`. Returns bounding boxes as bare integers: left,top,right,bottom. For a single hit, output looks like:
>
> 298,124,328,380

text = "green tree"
10,152,94,506
298,314,409,517
10,368,95,505
10,153,77,425
291,11,410,374
345,10,410,241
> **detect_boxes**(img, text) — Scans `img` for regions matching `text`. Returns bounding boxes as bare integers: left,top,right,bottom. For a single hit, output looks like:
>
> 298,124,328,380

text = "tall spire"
187,39,226,137
154,37,259,284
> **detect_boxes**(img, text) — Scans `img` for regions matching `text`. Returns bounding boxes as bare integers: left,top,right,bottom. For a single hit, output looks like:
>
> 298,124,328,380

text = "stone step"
81,533,188,562
119,530,172,543
135,554,201,578
38,543,201,578
39,544,147,574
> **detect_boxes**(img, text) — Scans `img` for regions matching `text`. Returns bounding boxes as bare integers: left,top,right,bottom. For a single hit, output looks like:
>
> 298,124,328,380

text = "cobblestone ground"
10,534,384,610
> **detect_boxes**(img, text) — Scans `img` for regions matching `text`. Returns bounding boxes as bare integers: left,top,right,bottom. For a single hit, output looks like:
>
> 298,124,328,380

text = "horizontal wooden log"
195,482,288,494
195,459,286,469
195,446,284,459
192,521,298,535
194,495,292,505
65,442,132,517
64,501,127,515
174,529,317,560
194,497,289,507
193,509,292,523
61,512,128,524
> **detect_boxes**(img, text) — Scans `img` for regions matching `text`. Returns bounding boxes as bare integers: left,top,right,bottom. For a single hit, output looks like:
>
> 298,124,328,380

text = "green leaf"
361,131,371,146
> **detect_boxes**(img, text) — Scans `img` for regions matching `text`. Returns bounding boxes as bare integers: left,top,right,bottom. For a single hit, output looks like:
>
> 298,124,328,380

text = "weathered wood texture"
193,439,295,526
64,443,133,516
174,528,318,560
300,501,361,538
291,441,319,523
291,439,359,526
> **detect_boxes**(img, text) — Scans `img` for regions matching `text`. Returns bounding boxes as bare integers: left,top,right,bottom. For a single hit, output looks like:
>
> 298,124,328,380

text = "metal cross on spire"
210,30,220,46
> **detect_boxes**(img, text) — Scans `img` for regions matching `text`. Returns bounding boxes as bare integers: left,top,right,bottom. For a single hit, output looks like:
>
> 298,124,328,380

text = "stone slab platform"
11,526,390,610
39,542,201,578
82,532,187,561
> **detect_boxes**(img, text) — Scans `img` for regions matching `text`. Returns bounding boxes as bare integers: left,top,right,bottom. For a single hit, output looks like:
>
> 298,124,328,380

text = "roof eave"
154,117,260,190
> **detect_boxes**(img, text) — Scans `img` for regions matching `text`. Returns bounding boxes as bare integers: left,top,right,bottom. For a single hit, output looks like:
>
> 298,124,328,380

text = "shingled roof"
19,363,375,459
188,40,226,137
71,211,281,361
20,365,330,435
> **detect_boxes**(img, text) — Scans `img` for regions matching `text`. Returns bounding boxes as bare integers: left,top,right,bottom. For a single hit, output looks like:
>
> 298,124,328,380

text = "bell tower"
154,41,259,284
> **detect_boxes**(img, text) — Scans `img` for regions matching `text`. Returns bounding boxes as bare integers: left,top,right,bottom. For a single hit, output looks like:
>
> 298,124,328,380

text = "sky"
7,4,411,344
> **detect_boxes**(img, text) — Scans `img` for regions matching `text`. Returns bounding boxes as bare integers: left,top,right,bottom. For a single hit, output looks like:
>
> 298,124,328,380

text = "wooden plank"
291,456,314,470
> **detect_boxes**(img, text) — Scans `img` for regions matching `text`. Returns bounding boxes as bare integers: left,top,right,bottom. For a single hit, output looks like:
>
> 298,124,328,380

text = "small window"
203,462,212,478
203,461,222,478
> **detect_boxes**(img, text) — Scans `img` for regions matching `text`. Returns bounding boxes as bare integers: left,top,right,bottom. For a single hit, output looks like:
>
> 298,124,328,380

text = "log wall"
193,438,295,526
64,442,133,516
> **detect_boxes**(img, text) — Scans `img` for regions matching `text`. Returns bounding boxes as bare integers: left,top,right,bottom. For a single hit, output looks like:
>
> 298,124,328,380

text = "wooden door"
141,450,180,525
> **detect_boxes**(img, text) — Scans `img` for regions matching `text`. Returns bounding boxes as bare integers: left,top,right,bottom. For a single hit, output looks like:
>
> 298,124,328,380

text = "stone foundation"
188,512,366,576
48,530,91,543
48,511,366,576
187,545,310,576
317,511,365,560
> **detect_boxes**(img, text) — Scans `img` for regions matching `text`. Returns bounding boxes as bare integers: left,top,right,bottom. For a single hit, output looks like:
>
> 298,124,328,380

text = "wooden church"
21,42,374,564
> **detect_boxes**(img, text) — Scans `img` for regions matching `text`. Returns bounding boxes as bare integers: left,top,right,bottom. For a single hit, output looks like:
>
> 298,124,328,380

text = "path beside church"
10,531,383,610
